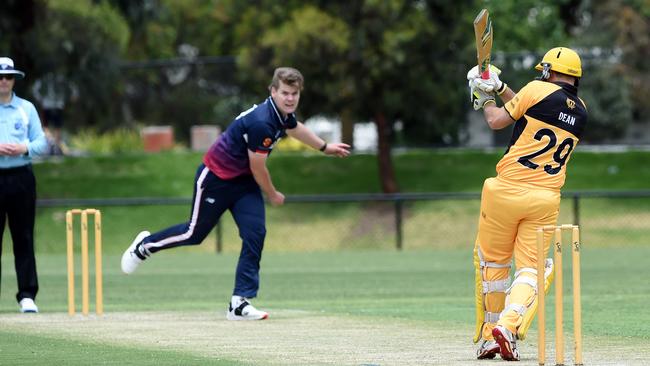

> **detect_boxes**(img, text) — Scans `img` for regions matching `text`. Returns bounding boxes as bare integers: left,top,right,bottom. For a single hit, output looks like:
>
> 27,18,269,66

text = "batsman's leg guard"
473,244,511,343
514,259,554,340
499,267,542,336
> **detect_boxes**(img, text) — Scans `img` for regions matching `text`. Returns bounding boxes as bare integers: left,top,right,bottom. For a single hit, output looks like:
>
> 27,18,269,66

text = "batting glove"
469,79,496,110
467,65,507,95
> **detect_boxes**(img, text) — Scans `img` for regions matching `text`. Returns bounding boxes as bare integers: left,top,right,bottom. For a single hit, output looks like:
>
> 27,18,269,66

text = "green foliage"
68,128,143,155
24,0,130,130
579,65,633,141
557,0,650,141
1,0,647,147
236,1,482,145
126,0,230,59
488,1,570,52
259,5,351,115
110,0,251,138
485,1,575,102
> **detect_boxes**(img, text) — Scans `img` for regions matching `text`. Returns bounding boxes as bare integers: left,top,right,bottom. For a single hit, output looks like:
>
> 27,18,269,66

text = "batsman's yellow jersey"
499,80,587,190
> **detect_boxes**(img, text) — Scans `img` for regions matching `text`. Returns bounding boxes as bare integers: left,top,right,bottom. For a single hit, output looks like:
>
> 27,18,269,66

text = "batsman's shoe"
476,339,500,359
121,231,150,274
492,325,520,361
19,298,39,313
227,299,268,321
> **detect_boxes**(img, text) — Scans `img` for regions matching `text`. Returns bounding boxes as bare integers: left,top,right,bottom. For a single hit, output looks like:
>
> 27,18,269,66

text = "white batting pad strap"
507,275,538,294
482,278,511,294
512,276,537,288
500,303,527,317
484,311,500,323
478,247,512,269
514,267,537,278
481,260,511,269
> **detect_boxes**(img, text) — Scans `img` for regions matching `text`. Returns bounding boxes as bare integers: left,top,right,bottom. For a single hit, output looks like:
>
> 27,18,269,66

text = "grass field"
33,149,650,198
1,248,650,365
1,150,648,364
26,195,650,255
25,149,650,253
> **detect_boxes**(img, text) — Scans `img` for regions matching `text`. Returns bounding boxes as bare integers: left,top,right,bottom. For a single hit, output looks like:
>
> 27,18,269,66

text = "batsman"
467,46,588,361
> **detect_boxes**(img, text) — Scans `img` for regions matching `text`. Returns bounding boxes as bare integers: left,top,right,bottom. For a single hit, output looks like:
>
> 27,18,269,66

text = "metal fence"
35,191,650,254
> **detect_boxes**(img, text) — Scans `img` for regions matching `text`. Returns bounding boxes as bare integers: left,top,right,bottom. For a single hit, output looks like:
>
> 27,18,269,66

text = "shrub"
69,128,144,155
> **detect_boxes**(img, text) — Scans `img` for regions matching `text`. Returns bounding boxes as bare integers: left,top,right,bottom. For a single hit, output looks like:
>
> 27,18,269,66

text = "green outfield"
1,248,649,365
1,150,649,364
28,150,650,252
32,149,650,198
27,194,650,255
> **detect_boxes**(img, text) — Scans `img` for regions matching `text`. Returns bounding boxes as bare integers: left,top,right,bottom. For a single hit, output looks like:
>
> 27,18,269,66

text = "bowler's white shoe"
226,298,268,321
121,231,150,274
19,298,39,313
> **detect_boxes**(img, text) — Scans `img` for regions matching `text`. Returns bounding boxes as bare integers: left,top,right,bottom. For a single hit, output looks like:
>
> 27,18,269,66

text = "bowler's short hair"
269,67,304,91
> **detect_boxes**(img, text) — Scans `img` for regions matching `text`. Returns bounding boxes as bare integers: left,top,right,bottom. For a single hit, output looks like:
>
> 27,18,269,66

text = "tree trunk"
340,108,354,147
374,112,399,193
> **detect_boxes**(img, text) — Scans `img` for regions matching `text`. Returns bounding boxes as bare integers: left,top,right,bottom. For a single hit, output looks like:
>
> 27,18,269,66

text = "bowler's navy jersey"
204,97,297,179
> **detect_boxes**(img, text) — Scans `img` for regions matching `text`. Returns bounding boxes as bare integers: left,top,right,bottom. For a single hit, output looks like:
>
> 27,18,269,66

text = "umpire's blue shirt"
0,93,48,168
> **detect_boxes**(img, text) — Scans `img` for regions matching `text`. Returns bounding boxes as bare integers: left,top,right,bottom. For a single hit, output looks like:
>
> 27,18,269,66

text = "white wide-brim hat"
0,57,25,79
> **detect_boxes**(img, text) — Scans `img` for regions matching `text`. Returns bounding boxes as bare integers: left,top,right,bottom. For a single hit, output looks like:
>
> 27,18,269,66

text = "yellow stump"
536,228,546,365
537,225,582,366
94,210,103,315
66,211,75,316
65,209,103,316
81,211,89,315
572,226,582,366
554,227,564,366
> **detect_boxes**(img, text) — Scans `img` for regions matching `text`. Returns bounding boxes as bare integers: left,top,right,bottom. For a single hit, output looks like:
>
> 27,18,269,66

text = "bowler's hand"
268,191,285,206
324,143,351,158
0,143,28,156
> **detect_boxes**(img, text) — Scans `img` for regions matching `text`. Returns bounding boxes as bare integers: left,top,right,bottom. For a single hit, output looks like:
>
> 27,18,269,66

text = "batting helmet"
535,47,582,79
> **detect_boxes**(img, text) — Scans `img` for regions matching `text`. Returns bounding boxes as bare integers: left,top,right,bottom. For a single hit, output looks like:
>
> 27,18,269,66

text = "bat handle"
481,69,490,80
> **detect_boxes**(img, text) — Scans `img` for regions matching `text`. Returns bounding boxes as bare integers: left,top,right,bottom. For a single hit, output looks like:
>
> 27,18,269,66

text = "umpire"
0,56,48,313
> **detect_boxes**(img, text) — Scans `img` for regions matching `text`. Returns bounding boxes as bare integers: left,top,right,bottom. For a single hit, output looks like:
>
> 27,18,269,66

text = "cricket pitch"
1,310,648,365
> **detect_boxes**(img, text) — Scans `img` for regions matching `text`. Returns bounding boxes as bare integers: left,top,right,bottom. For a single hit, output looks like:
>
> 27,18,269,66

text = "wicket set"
66,209,103,316
536,224,582,366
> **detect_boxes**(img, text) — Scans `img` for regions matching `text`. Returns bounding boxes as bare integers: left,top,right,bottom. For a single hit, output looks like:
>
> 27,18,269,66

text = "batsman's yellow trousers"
475,176,560,339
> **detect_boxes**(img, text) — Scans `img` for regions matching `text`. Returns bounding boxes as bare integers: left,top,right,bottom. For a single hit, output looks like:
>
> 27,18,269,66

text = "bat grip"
481,69,490,80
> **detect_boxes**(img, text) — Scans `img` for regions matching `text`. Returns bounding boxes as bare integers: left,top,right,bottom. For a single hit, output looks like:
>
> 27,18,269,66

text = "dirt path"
0,310,646,365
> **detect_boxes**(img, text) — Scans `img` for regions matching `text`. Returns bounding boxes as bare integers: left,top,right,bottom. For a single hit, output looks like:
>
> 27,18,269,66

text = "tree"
0,0,40,96
24,0,129,129
3,0,644,151
236,1,482,193
577,0,649,125
111,0,244,138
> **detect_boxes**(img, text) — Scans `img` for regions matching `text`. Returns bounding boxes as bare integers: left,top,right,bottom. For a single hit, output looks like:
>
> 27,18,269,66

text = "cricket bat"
473,9,493,80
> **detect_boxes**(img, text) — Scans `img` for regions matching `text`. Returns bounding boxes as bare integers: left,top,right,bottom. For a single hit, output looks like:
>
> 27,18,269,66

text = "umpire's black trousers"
0,164,39,302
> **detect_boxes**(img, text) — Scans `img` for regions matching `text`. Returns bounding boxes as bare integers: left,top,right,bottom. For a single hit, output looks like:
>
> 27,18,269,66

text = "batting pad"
473,244,510,343
516,258,554,340
473,244,483,343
